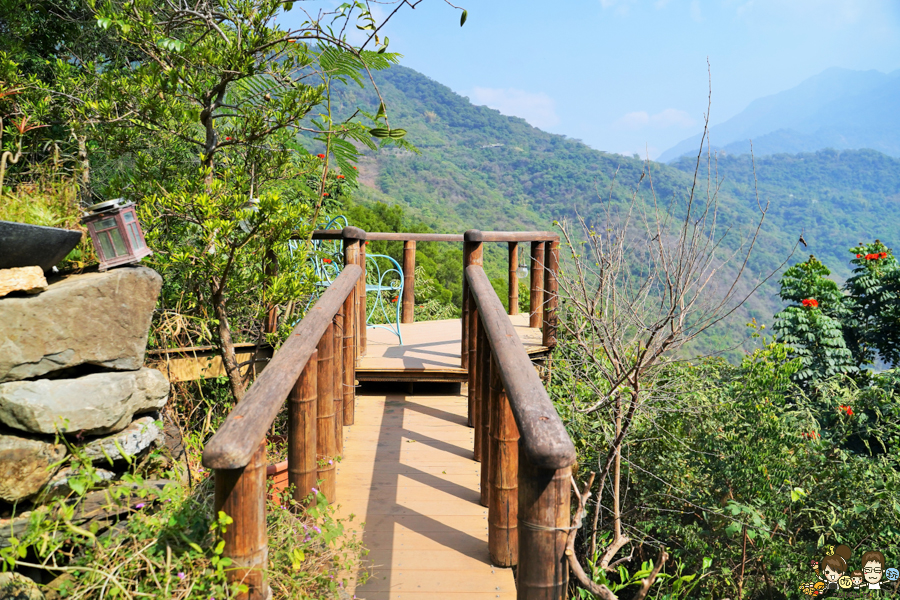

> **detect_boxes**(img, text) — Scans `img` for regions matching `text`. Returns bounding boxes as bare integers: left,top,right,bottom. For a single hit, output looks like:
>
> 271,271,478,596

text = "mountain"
659,67,900,162
330,64,900,360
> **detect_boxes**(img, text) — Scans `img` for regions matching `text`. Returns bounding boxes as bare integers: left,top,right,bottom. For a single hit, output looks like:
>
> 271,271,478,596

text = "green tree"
772,256,857,385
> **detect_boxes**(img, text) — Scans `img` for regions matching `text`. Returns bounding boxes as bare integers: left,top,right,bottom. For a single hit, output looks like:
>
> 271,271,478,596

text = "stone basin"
0,220,83,272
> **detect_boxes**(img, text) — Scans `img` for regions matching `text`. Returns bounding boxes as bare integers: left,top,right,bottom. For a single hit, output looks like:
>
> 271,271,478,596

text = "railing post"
342,293,356,427
316,323,336,501
508,241,519,315
542,239,559,349
359,241,367,357
288,351,317,503
333,312,344,457
474,313,487,463
479,322,491,508
402,240,416,323
214,442,268,600
529,241,545,328
489,353,519,567
342,237,360,427
463,230,483,426
517,457,571,600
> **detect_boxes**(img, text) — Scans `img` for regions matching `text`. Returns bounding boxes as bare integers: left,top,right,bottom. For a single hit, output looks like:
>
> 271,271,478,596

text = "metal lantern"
81,199,152,271
516,246,529,279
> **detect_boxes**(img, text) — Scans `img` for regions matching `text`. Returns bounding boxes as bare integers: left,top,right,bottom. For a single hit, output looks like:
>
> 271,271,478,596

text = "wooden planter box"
266,460,288,501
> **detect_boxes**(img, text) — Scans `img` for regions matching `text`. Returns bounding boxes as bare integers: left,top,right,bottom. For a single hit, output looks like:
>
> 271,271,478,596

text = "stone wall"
0,266,168,502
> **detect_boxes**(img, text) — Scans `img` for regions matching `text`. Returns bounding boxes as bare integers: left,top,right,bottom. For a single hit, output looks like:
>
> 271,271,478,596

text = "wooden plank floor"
334,387,516,600
357,315,546,382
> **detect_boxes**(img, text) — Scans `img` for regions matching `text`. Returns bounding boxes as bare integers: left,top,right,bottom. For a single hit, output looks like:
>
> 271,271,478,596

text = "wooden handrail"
465,264,575,468
202,266,362,470
464,229,574,599
306,229,558,243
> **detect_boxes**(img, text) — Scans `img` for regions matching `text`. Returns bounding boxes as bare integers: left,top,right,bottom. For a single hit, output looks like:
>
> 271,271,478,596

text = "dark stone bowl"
0,220,83,272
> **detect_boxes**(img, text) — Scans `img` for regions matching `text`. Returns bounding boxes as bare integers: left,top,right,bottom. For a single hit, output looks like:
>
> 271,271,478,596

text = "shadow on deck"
336,383,517,599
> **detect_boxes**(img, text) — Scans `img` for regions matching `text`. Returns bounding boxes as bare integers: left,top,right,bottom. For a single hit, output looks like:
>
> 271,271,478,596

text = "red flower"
337,175,345,179
866,253,878,260
857,254,863,258
317,153,325,159
353,166,358,170
801,298,819,308
323,258,332,264
880,252,888,259
364,241,369,245
391,298,398,303
322,193,329,197
839,404,853,416
225,136,232,141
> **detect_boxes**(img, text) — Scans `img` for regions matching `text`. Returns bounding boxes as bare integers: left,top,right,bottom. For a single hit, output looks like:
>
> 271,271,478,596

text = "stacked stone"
0,267,167,503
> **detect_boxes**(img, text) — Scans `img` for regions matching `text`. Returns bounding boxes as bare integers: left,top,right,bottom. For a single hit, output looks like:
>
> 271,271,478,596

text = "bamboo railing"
464,230,575,599
202,243,363,598
310,229,559,344
203,226,571,600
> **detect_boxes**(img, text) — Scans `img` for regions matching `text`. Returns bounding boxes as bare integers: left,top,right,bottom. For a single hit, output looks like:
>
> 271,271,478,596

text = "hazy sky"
283,1,900,159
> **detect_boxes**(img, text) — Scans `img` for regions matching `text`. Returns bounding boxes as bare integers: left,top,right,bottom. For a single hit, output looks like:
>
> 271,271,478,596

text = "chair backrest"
294,215,348,286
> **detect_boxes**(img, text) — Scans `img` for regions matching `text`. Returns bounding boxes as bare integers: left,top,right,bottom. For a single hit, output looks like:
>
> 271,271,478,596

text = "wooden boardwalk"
357,315,547,382
335,387,516,599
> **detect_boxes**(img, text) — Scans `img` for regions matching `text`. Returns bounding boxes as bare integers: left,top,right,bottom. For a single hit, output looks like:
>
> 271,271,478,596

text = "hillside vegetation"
331,64,900,358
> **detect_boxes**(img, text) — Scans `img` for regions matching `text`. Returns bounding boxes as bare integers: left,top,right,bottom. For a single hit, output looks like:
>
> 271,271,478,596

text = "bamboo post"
359,241,367,357
463,231,483,425
288,352,318,503
342,292,355,427
517,458,571,600
489,353,519,567
479,321,491,507
333,312,343,457
461,244,472,372
214,442,268,600
316,324,336,501
472,307,482,462
529,241,545,328
402,240,416,323
508,241,519,316
542,240,559,348
343,239,359,426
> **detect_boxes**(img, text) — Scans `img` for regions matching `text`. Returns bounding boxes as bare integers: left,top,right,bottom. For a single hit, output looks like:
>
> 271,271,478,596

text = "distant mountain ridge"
659,67,900,162
328,63,900,359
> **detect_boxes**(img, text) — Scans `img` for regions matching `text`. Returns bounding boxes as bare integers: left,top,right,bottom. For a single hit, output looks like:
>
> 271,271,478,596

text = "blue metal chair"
290,216,404,344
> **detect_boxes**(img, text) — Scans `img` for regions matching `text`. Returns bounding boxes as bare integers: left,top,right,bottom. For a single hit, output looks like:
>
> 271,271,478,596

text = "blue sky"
283,1,900,159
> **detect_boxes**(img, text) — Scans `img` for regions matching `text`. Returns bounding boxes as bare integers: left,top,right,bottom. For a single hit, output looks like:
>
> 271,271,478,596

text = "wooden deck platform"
335,387,516,600
357,315,547,382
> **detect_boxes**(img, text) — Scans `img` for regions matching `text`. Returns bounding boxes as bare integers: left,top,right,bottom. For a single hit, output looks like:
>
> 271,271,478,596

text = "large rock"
0,368,169,435
0,432,66,502
81,415,161,463
0,266,162,382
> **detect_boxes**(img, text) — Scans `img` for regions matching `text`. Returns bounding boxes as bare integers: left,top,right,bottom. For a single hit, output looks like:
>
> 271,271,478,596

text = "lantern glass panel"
98,232,115,258
108,227,128,256
96,217,117,231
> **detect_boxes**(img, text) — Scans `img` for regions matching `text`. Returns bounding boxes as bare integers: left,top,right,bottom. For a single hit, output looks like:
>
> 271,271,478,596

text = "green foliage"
774,243,900,385
553,324,900,598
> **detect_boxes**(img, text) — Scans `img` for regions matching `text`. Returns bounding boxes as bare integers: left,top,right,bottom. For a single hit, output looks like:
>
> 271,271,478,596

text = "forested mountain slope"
334,64,900,358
